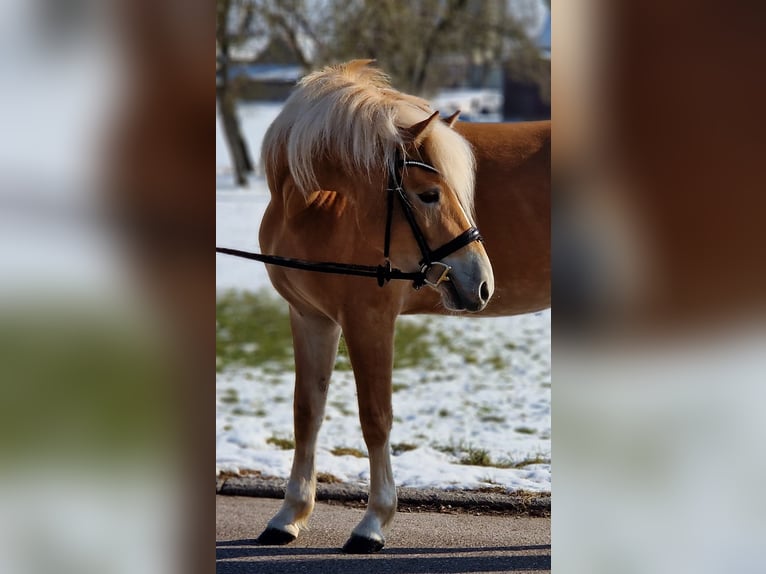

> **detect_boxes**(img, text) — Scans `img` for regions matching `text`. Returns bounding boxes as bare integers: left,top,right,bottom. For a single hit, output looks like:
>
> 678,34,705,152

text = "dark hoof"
256,527,296,546
342,534,385,554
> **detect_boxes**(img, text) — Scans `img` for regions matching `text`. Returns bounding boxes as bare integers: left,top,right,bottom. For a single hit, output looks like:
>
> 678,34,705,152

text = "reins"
214,247,424,287
216,155,483,290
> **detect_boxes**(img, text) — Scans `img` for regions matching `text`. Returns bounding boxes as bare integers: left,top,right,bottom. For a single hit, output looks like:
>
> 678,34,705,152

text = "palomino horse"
255,60,549,553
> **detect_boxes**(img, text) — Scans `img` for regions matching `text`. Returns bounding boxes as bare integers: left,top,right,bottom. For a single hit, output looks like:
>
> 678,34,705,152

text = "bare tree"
238,0,536,96
217,0,254,187
248,0,323,68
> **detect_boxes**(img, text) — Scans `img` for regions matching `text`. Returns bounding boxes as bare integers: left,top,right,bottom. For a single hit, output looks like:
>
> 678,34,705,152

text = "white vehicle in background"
431,89,503,121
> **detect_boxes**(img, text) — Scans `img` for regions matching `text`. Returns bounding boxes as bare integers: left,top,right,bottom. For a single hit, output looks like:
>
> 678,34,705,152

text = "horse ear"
402,111,441,146
443,110,460,128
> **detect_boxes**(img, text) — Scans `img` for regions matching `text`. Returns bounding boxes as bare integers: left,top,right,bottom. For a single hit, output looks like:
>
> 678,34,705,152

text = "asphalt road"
216,495,550,573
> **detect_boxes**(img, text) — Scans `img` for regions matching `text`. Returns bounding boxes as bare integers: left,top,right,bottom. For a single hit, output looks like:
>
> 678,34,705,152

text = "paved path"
217,495,550,573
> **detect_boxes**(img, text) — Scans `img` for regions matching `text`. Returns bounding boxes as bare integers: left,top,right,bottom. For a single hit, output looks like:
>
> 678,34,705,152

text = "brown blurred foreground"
1,1,766,573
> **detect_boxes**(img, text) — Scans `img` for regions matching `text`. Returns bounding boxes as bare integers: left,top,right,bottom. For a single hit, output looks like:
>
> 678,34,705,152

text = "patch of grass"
460,447,493,467
393,321,434,368
480,415,507,424
335,325,431,370
438,408,450,418
436,442,546,469
219,388,239,404
330,400,354,417
391,442,418,456
514,426,537,435
266,436,295,450
488,355,507,370
217,292,463,374
433,442,462,456
335,336,352,371
216,290,293,372
331,447,366,458
392,383,409,393
316,472,342,484
499,454,550,468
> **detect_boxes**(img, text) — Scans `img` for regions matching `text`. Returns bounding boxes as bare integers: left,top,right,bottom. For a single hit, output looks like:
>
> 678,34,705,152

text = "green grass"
215,292,533,375
480,415,507,424
435,442,493,466
488,354,508,370
311,320,434,371
499,454,550,468
460,447,493,467
219,388,239,404
331,447,367,458
216,291,437,373
216,290,293,372
316,472,342,483
391,442,418,455
330,400,354,417
392,321,434,368
267,436,295,450
434,441,549,469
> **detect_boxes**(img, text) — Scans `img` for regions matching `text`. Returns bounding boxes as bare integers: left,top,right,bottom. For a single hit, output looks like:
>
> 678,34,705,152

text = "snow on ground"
216,102,551,492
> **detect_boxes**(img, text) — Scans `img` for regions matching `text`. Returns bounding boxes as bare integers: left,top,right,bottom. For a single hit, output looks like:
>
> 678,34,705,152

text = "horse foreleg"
341,315,397,554
256,309,340,545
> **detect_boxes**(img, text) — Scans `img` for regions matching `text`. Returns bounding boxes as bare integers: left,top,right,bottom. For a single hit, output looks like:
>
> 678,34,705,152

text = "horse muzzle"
437,252,494,312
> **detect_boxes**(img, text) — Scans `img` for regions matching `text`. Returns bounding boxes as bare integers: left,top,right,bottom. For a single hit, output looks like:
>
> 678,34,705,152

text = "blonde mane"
262,60,475,215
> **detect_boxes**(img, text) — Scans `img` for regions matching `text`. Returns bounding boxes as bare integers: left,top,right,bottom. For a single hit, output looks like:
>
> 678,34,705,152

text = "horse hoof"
256,527,296,546
342,534,385,554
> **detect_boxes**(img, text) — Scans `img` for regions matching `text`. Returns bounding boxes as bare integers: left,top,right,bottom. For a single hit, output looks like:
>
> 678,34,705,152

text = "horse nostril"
479,281,490,303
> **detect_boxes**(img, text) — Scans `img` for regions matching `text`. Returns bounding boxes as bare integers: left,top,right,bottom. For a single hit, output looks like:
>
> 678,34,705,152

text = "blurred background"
1,0,766,573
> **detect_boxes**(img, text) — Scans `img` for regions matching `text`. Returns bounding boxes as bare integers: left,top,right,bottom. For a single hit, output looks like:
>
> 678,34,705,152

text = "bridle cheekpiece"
383,152,483,289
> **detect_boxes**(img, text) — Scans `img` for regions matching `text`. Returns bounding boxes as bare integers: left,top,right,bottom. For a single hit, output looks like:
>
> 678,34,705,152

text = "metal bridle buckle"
421,261,452,288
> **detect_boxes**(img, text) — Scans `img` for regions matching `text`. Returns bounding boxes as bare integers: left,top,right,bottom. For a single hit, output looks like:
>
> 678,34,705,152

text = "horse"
255,60,549,553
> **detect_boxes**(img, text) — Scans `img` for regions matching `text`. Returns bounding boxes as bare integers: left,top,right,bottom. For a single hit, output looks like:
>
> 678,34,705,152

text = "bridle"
215,153,483,290
382,154,483,288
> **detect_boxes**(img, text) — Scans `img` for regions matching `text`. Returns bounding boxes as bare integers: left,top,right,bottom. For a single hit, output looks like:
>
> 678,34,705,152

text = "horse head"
388,111,494,312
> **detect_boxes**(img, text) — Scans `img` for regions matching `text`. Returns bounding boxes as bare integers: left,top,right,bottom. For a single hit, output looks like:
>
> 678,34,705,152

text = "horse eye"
418,188,441,204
